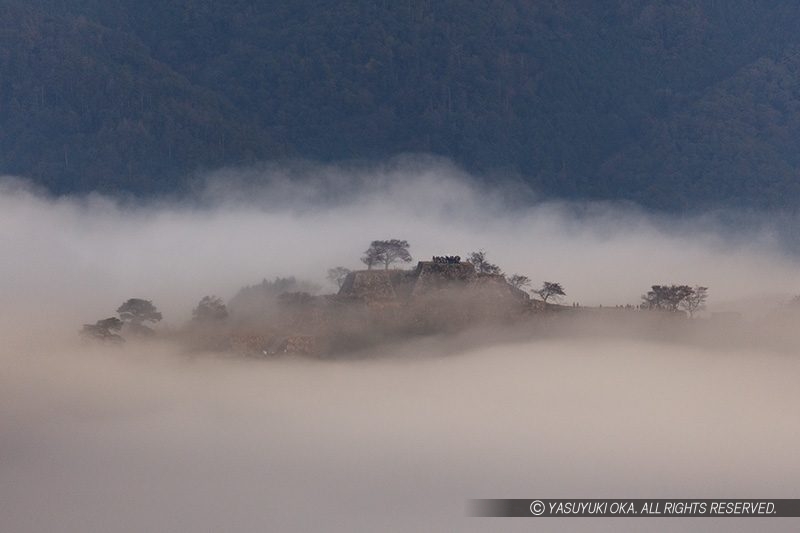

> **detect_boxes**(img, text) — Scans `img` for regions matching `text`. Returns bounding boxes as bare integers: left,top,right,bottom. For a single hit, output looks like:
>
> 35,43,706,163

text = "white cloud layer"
1,160,800,532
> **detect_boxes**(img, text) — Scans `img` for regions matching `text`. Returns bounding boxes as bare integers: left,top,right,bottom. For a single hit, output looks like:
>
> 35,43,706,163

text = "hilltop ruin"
338,259,529,304
226,259,534,357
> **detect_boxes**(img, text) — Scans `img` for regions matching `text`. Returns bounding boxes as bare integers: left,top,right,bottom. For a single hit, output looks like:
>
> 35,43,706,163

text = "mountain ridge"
3,0,800,209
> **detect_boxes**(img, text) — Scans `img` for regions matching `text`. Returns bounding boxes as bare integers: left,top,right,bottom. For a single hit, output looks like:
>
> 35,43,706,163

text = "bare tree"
192,296,229,322
327,267,352,289
363,239,412,270
467,250,503,275
536,281,566,303
507,274,531,290
678,286,708,318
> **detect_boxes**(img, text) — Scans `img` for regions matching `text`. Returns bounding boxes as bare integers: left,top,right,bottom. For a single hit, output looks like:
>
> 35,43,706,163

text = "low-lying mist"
2,158,800,532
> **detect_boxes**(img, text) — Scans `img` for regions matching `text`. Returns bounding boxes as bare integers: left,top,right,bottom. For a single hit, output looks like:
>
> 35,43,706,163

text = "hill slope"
4,0,800,209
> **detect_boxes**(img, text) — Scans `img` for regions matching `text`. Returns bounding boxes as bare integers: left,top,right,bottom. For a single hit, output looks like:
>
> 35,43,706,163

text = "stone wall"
338,261,529,306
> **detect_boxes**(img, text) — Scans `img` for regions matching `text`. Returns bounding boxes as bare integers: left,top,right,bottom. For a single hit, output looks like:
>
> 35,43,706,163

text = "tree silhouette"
192,296,228,322
117,298,162,335
507,274,531,290
361,247,383,270
678,286,708,318
467,250,502,275
641,285,694,313
80,317,124,343
536,282,566,303
362,239,412,270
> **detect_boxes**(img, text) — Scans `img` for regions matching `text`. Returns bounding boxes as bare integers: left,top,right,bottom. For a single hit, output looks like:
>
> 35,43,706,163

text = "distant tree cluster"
641,285,708,317
81,298,163,342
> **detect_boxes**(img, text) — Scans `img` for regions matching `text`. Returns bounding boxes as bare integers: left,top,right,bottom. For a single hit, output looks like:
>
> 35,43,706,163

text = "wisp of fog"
1,159,800,532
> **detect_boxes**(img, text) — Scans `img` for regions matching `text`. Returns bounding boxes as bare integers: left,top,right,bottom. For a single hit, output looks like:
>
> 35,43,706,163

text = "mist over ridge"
5,2,800,530
2,159,799,329
3,160,800,532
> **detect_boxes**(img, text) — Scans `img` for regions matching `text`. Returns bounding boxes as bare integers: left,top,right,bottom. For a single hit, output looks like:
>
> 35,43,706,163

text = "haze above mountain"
4,0,800,210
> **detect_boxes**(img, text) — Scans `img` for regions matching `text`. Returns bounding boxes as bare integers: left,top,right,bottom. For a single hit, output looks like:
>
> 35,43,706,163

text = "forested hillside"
3,0,800,209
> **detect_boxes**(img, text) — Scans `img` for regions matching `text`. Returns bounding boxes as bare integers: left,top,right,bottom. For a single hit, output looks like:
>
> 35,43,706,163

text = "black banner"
469,499,800,517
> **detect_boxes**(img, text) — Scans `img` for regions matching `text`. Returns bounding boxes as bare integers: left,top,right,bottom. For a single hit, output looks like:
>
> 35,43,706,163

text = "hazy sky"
2,160,800,532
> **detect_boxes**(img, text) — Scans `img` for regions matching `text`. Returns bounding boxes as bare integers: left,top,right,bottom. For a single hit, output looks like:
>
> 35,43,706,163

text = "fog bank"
2,160,799,326
2,160,800,531
3,337,799,532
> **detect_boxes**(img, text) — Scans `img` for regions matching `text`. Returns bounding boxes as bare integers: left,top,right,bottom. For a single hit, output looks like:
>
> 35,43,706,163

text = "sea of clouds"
2,158,799,532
